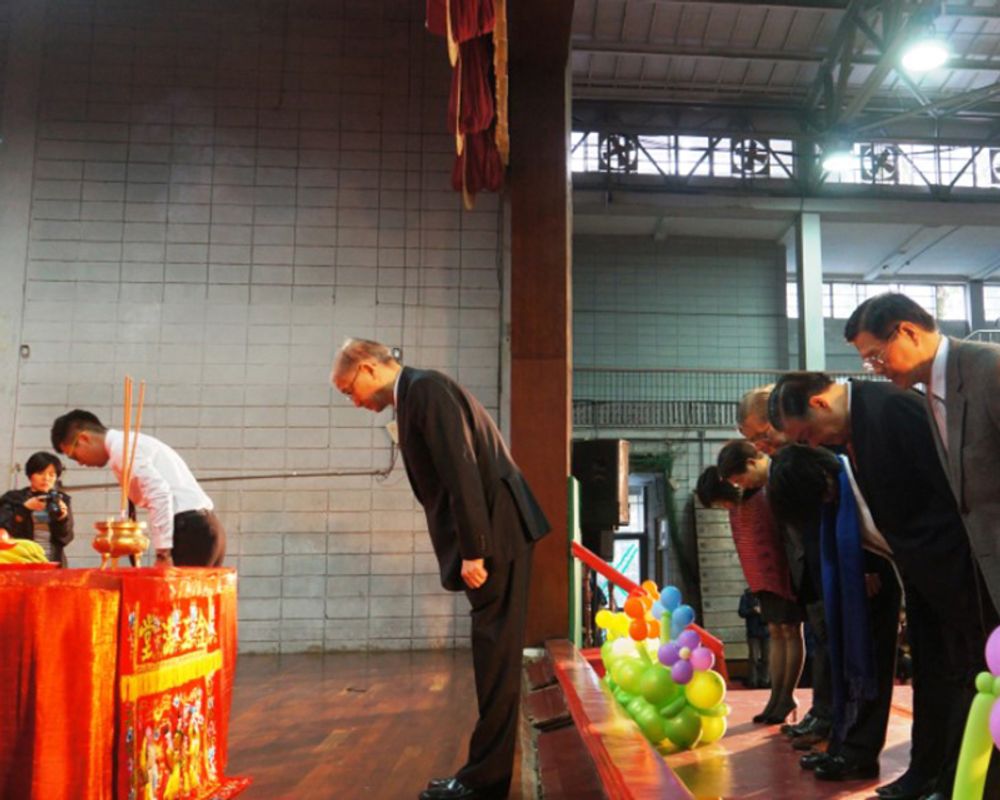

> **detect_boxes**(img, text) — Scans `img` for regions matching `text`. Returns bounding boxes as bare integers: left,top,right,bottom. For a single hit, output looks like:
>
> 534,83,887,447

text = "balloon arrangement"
953,626,1000,800
596,580,731,751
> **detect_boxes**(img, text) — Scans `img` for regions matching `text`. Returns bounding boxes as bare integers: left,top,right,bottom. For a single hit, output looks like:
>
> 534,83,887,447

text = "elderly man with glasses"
845,292,1000,616
330,338,550,800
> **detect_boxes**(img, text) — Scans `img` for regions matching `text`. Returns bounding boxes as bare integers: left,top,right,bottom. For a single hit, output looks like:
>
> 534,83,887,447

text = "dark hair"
768,445,842,528
768,372,834,431
844,292,937,341
51,409,106,451
25,451,63,478
716,439,758,480
695,466,740,508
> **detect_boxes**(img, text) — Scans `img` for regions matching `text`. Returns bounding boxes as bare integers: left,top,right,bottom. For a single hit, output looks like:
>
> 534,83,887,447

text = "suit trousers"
172,509,226,567
835,555,901,763
804,600,833,722
456,543,534,793
903,555,995,793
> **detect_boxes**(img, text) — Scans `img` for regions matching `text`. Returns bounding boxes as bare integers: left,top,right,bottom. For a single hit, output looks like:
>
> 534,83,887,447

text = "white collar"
930,335,949,401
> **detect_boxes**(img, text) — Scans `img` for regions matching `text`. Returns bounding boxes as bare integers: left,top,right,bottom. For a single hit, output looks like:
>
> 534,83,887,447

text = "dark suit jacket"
395,367,551,591
847,380,971,585
927,337,1000,611
0,488,74,567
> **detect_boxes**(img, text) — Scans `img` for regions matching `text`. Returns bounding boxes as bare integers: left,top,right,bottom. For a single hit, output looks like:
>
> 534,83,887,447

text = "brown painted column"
508,2,574,645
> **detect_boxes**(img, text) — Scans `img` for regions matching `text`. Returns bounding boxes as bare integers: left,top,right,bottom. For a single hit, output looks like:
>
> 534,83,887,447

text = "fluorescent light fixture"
821,143,854,174
901,38,949,73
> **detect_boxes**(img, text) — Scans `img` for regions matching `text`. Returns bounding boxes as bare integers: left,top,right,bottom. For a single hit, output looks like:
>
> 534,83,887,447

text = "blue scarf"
820,457,878,743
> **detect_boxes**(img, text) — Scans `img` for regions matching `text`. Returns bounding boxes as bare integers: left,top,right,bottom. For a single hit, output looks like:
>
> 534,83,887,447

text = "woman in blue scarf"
769,445,901,784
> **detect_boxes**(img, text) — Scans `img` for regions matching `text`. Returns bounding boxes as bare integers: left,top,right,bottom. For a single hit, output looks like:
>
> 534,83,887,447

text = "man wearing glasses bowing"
331,338,550,800
845,292,1000,615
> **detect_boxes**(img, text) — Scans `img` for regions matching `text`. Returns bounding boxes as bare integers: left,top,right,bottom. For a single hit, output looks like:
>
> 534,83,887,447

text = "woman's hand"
56,499,68,520
23,496,45,512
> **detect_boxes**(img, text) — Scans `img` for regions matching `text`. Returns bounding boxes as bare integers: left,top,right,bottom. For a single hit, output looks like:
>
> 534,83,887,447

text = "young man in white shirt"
51,409,225,567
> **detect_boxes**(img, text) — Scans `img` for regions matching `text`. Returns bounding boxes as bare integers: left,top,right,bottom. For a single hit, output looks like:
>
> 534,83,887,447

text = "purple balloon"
658,642,681,667
986,626,1000,675
690,646,715,672
991,698,1000,751
671,660,694,685
677,630,701,650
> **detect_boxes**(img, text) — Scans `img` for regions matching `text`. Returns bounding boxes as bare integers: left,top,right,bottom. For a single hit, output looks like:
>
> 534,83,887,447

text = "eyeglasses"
861,325,901,373
340,366,363,399
63,431,83,458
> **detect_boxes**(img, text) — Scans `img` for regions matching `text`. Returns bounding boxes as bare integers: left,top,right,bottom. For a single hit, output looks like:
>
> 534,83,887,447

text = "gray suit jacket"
927,336,1000,610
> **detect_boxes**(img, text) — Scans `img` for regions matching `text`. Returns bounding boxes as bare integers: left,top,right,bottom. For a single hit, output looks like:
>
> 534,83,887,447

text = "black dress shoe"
800,751,832,771
918,793,948,800
420,779,478,799
782,712,816,737
419,778,507,800
875,772,934,800
814,754,880,782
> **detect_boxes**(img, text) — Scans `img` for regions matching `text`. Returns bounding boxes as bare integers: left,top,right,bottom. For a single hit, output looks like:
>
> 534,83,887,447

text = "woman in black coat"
0,451,73,566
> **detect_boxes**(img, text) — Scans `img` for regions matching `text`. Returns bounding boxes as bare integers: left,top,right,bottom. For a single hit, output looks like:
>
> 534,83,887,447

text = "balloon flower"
596,582,730,751
953,626,1000,800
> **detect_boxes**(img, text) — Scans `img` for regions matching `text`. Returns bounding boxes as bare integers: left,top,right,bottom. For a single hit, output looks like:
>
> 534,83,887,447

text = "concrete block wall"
1,0,504,653
574,235,788,370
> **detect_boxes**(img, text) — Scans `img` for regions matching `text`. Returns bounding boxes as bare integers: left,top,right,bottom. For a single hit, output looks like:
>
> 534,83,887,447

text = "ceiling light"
821,142,854,174
901,37,950,73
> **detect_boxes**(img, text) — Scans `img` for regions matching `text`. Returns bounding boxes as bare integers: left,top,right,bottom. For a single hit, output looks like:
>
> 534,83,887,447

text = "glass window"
983,285,1000,326
937,285,967,321
621,488,645,533
786,282,799,319
831,282,861,318
898,284,936,316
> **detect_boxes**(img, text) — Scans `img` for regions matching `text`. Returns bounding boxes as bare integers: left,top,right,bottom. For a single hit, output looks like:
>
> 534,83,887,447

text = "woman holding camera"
0,452,74,566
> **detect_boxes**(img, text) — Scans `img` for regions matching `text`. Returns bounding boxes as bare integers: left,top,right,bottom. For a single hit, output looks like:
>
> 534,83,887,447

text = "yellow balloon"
699,714,727,744
612,614,631,637
595,609,613,629
684,670,726,711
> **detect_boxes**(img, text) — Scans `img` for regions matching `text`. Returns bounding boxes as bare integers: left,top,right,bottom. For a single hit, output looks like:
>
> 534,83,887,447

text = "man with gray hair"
737,384,788,456
331,338,551,800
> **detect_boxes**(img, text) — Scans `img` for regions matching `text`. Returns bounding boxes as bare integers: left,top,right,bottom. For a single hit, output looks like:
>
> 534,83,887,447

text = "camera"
44,490,62,519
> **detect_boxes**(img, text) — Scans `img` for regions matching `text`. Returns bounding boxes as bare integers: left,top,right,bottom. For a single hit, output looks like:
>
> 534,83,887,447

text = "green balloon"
613,687,634,706
627,695,654,719
663,705,703,750
659,696,688,719
635,706,667,744
953,691,996,800
639,664,682,706
601,641,615,664
613,659,645,695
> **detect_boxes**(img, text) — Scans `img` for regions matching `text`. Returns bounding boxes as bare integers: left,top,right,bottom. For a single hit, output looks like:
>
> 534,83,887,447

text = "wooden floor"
227,651,917,800
228,650,526,800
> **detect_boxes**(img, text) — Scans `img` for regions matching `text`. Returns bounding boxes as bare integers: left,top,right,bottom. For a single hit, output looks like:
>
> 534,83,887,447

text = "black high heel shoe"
763,702,799,725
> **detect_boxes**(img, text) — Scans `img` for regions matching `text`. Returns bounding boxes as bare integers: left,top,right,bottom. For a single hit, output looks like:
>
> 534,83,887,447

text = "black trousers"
172,509,226,566
456,544,534,793
804,599,833,722
901,550,997,793
835,554,902,763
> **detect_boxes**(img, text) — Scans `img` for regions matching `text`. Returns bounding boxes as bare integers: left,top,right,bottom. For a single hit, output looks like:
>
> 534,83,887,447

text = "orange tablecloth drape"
0,566,249,800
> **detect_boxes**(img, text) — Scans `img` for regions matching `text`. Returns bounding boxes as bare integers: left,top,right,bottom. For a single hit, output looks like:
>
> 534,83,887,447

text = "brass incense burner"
93,518,149,569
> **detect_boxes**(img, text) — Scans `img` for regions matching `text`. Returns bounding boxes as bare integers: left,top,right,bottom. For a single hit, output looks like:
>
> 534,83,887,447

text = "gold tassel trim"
120,650,222,702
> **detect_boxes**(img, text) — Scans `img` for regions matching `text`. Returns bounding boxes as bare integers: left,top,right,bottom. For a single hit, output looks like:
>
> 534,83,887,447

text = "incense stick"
121,376,132,517
125,381,146,510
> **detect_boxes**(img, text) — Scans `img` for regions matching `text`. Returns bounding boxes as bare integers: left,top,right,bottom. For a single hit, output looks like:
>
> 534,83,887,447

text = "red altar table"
0,566,250,800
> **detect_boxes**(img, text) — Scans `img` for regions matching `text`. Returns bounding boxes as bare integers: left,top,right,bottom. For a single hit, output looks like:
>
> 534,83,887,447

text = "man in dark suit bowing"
331,338,551,800
769,373,993,800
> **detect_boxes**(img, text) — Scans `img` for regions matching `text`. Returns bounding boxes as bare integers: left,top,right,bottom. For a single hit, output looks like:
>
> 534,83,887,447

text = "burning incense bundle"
119,376,146,519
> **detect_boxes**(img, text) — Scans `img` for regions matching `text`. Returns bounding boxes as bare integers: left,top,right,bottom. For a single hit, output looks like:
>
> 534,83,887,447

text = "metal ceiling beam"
633,0,1000,18
851,80,1000,132
805,0,873,111
573,40,1000,72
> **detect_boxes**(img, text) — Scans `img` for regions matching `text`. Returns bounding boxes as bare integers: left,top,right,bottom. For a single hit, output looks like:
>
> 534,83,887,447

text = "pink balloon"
690,646,715,672
990,698,1000,751
986,626,1000,675
671,660,694,685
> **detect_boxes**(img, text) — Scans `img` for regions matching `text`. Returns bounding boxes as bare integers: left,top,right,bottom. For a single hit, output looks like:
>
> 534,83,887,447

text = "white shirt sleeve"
127,454,176,551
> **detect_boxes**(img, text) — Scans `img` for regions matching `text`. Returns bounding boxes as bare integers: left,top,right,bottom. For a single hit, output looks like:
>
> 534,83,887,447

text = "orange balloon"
639,594,653,610
648,619,661,638
629,618,648,641
641,580,660,600
624,597,645,619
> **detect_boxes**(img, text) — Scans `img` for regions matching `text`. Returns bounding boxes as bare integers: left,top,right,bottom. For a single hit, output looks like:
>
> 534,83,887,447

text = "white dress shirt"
929,335,949,452
104,429,213,551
